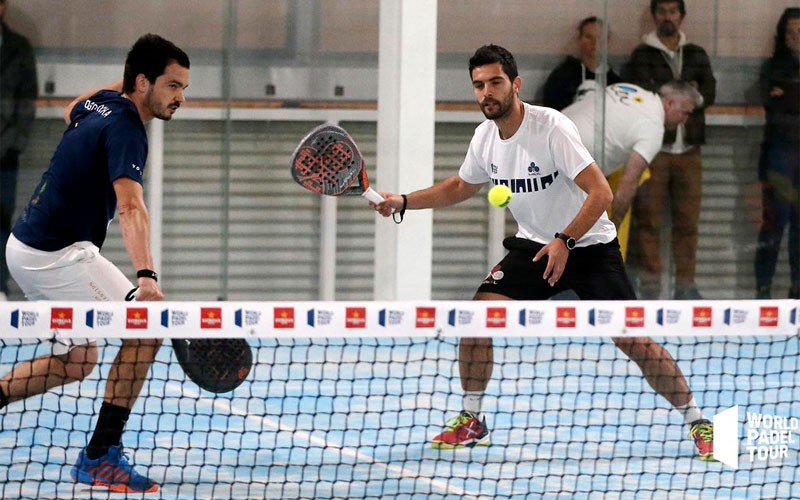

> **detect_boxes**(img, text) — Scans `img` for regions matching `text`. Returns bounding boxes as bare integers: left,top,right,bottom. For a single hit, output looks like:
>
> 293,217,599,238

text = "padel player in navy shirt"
13,90,148,251
0,34,190,494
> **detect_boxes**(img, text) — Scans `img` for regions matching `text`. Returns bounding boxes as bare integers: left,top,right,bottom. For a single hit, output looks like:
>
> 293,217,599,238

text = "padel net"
0,299,798,499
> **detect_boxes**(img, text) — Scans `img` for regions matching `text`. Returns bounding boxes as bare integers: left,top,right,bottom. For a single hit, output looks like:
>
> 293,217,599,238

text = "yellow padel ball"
487,184,512,208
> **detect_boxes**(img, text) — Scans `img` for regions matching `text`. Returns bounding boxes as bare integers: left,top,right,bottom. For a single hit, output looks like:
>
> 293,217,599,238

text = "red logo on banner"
625,307,645,328
126,308,148,329
693,307,712,327
759,306,778,327
274,307,295,329
346,307,367,328
50,307,73,329
556,307,576,328
486,307,506,328
201,307,222,329
416,307,436,328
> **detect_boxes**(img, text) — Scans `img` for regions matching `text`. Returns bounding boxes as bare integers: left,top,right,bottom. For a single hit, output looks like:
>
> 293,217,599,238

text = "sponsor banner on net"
714,405,798,468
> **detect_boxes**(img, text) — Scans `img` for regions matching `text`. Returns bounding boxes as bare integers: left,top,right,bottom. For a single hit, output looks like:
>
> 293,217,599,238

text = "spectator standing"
0,0,38,300
754,8,800,299
621,0,716,299
542,16,621,111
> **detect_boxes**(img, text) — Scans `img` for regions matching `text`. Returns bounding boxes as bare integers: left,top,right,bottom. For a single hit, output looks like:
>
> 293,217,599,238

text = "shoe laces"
444,411,477,431
110,446,146,479
690,422,713,442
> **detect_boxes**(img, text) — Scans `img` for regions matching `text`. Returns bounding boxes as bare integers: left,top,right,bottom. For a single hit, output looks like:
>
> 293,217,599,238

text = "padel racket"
290,124,385,205
171,337,253,394
125,288,253,394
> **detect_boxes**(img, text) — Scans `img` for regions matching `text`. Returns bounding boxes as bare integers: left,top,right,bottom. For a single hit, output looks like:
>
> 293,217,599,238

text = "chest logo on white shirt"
528,162,540,175
492,170,559,194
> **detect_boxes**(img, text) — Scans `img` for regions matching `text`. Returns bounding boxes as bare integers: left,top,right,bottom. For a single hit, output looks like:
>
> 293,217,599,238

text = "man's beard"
657,21,677,37
480,94,514,120
145,90,178,121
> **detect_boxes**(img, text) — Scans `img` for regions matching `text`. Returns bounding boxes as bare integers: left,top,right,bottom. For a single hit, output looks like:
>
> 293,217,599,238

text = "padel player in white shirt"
373,44,715,462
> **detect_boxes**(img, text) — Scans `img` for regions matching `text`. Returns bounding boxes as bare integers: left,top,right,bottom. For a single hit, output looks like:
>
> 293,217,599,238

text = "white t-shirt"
562,83,664,175
458,102,616,247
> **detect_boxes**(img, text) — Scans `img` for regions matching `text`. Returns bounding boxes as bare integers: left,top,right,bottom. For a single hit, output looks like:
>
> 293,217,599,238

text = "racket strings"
294,135,359,195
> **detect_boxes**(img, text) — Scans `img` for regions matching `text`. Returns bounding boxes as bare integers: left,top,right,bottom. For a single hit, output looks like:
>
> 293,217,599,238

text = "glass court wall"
3,0,799,301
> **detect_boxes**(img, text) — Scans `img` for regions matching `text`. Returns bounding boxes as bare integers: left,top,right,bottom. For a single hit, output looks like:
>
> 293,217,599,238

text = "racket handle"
361,187,385,204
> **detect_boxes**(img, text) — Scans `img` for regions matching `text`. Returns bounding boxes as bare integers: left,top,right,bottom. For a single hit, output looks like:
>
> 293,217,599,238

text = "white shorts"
6,234,134,355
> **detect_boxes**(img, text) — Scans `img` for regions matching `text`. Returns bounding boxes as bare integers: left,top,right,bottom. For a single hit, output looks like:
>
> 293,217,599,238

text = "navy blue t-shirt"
13,90,148,251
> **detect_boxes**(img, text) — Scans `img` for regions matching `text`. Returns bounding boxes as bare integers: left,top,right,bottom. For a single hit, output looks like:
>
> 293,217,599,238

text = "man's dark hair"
469,44,518,81
123,34,190,94
774,7,800,59
578,16,599,35
650,0,686,16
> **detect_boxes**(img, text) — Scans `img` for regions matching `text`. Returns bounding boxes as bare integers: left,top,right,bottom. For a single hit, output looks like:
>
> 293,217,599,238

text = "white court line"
169,382,472,497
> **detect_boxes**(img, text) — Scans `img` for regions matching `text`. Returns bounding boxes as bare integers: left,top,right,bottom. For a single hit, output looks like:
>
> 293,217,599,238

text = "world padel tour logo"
126,308,148,329
345,307,367,328
448,309,474,327
791,307,800,325
11,309,39,329
714,405,798,468
486,307,506,328
518,308,544,326
51,307,73,329
161,309,188,327
86,309,113,328
556,307,576,328
274,307,295,329
200,307,222,329
657,308,681,325
416,307,436,328
724,308,748,325
588,308,613,326
378,309,404,327
307,308,334,327
235,309,261,327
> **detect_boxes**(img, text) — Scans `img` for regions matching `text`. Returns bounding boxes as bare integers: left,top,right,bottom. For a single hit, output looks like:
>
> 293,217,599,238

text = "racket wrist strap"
136,269,159,282
393,194,407,224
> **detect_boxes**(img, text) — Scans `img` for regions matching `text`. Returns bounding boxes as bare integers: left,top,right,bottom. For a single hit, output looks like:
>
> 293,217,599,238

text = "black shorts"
476,237,637,300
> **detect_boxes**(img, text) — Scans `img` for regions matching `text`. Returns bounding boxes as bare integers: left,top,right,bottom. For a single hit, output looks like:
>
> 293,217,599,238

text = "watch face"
567,238,576,250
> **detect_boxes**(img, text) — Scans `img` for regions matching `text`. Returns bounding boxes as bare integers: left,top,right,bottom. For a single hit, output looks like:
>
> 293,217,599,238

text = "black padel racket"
170,337,252,394
125,288,252,393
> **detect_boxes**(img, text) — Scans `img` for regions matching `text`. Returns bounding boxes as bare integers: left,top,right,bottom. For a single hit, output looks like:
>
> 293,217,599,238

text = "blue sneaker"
70,445,159,493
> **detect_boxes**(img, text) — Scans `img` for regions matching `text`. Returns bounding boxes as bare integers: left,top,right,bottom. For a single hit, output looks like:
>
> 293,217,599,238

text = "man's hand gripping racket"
290,124,387,207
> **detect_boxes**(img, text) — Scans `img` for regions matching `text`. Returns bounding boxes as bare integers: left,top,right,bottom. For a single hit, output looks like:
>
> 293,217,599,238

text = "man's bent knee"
61,344,98,381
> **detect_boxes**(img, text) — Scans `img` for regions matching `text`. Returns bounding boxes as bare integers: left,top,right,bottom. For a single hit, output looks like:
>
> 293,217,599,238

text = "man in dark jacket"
0,0,38,300
542,16,622,111
622,0,716,300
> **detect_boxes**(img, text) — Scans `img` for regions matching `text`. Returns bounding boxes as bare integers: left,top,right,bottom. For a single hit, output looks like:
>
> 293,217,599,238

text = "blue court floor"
1,335,798,499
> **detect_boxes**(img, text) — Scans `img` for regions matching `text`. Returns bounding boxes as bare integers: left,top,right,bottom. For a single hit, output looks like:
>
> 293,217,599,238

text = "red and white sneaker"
431,410,491,449
689,419,716,462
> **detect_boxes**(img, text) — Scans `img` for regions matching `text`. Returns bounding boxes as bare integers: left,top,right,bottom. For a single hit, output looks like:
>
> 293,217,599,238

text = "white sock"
675,397,705,425
463,391,484,419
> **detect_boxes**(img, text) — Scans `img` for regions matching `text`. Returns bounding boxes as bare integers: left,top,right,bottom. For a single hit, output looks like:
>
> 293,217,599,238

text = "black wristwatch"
554,232,576,250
